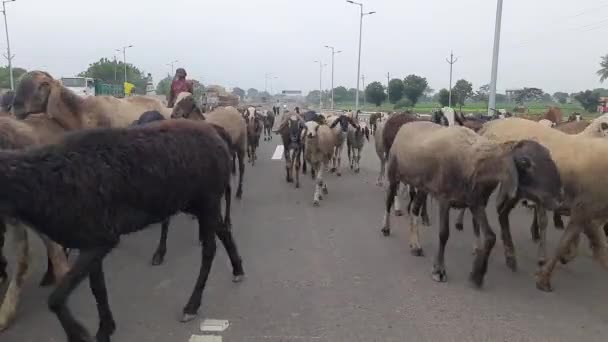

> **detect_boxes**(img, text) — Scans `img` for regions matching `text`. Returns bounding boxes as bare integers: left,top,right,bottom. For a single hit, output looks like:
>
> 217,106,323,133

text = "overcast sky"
5,0,608,94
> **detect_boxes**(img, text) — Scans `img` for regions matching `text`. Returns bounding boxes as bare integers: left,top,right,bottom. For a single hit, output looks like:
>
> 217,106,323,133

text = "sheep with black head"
0,119,244,341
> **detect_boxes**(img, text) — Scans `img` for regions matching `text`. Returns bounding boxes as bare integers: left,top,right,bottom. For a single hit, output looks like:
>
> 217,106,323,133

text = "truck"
60,76,125,98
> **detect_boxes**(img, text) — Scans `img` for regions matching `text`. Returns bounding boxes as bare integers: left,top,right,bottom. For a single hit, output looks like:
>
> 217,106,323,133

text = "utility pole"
2,0,16,90
446,51,458,108
488,0,504,116
118,45,133,83
325,45,341,109
386,72,390,104
167,60,178,76
315,61,326,109
113,55,117,82
361,74,366,107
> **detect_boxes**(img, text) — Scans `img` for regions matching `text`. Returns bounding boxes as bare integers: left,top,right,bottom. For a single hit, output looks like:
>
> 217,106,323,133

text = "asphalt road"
2,136,608,342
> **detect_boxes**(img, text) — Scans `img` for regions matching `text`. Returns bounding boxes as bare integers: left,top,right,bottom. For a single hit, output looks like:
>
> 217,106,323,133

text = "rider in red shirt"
167,68,194,108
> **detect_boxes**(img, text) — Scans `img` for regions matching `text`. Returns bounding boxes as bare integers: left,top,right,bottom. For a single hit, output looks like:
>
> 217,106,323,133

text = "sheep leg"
535,206,549,267
497,197,519,271
335,145,343,177
301,143,307,174
284,147,293,183
321,161,329,195
583,222,608,270
381,179,399,236
0,224,29,332
536,219,584,292
529,206,541,243
471,216,482,255
377,156,385,186
216,230,244,282
294,147,301,189
347,146,353,169
455,208,466,231
409,191,426,256
313,164,324,207
89,259,116,342
553,211,565,230
48,246,113,342
151,219,171,266
0,219,6,286
420,196,430,226
431,200,450,282
394,183,403,216
235,148,245,199
469,205,497,288
39,236,70,287
181,211,219,322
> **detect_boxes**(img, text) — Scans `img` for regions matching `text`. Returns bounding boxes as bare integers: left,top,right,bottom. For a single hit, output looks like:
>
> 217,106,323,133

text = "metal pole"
386,72,390,103
2,0,15,91
319,63,323,109
361,74,366,107
355,6,363,112
488,0,503,116
446,51,458,108
114,55,117,82
123,47,127,83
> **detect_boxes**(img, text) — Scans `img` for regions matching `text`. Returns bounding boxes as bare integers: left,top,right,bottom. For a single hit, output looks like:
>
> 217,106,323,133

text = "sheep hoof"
295,183,300,189
355,168,360,174
232,274,244,283
336,172,342,177
179,313,198,323
505,256,518,272
422,216,431,226
313,200,320,207
376,181,383,187
381,227,391,236
410,247,424,257
468,271,484,288
322,188,328,195
330,167,336,173
236,189,243,200
287,177,293,183
555,224,564,230
394,210,403,217
537,258,546,267
431,266,447,282
0,273,6,286
535,275,553,292
318,195,323,200
455,223,464,231
151,253,165,266
96,332,112,342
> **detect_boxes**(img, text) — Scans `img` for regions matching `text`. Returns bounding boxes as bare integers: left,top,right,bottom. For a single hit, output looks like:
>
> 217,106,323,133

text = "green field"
327,101,595,117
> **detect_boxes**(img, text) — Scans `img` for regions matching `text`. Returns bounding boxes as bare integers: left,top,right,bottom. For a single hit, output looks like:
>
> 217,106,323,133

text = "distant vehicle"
60,76,124,98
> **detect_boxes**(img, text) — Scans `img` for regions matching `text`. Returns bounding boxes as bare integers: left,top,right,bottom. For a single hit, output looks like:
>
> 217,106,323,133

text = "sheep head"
499,140,563,213
12,71,56,119
171,94,200,119
598,122,608,138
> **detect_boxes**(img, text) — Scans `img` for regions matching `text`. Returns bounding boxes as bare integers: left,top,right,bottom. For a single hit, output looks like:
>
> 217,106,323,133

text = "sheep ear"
47,84,82,129
496,157,519,214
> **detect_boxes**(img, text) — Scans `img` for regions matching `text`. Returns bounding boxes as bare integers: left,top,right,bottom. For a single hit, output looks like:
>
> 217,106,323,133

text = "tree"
513,87,544,105
394,98,413,109
232,87,245,99
0,66,27,89
247,88,259,98
496,93,507,103
365,81,386,107
451,79,473,108
402,74,428,106
347,88,363,103
598,54,608,83
79,57,147,93
553,92,569,104
541,93,553,103
333,86,348,103
574,90,600,112
473,84,490,103
155,75,172,97
593,88,608,97
306,90,321,104
437,89,450,107
388,78,404,104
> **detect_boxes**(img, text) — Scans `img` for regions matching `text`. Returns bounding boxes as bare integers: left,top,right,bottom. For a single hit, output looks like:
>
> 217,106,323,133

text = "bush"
394,98,413,109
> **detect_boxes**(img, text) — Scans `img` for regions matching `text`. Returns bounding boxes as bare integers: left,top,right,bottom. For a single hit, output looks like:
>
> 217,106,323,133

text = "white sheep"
303,121,337,207
346,121,370,173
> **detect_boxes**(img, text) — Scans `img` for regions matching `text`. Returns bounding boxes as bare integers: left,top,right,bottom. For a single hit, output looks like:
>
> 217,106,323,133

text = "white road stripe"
189,335,222,342
272,145,284,160
200,319,230,332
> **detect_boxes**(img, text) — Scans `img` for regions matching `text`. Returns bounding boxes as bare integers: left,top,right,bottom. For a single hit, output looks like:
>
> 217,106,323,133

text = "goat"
382,121,562,288
0,119,243,341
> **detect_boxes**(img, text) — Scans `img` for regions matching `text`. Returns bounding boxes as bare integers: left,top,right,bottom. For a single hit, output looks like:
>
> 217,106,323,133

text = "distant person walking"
167,68,194,108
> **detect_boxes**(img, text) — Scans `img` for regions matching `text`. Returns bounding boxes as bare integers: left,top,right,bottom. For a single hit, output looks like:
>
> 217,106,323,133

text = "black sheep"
0,119,243,341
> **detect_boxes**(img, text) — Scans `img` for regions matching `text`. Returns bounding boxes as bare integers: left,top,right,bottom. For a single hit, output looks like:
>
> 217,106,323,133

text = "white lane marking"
200,319,230,332
272,145,284,160
189,335,222,342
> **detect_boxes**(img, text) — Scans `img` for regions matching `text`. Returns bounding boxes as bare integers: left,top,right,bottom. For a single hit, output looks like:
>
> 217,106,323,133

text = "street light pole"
167,60,178,75
346,0,375,113
314,61,326,110
488,0,504,116
325,45,342,109
1,0,16,90
119,45,133,83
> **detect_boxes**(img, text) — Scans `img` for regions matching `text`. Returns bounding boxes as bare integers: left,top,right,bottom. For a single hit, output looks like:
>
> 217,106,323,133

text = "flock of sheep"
0,69,606,341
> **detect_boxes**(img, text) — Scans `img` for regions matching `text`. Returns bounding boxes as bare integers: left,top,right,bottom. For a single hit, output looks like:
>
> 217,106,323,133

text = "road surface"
2,138,607,342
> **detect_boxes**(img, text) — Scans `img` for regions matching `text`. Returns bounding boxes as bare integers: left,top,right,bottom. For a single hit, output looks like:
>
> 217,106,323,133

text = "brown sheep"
382,121,562,288
171,92,247,199
11,70,172,129
480,117,608,292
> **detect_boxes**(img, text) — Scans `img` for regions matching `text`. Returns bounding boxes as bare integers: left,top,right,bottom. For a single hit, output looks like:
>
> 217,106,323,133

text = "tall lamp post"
324,45,341,109
1,0,16,90
314,60,327,110
346,0,375,112
117,45,133,83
